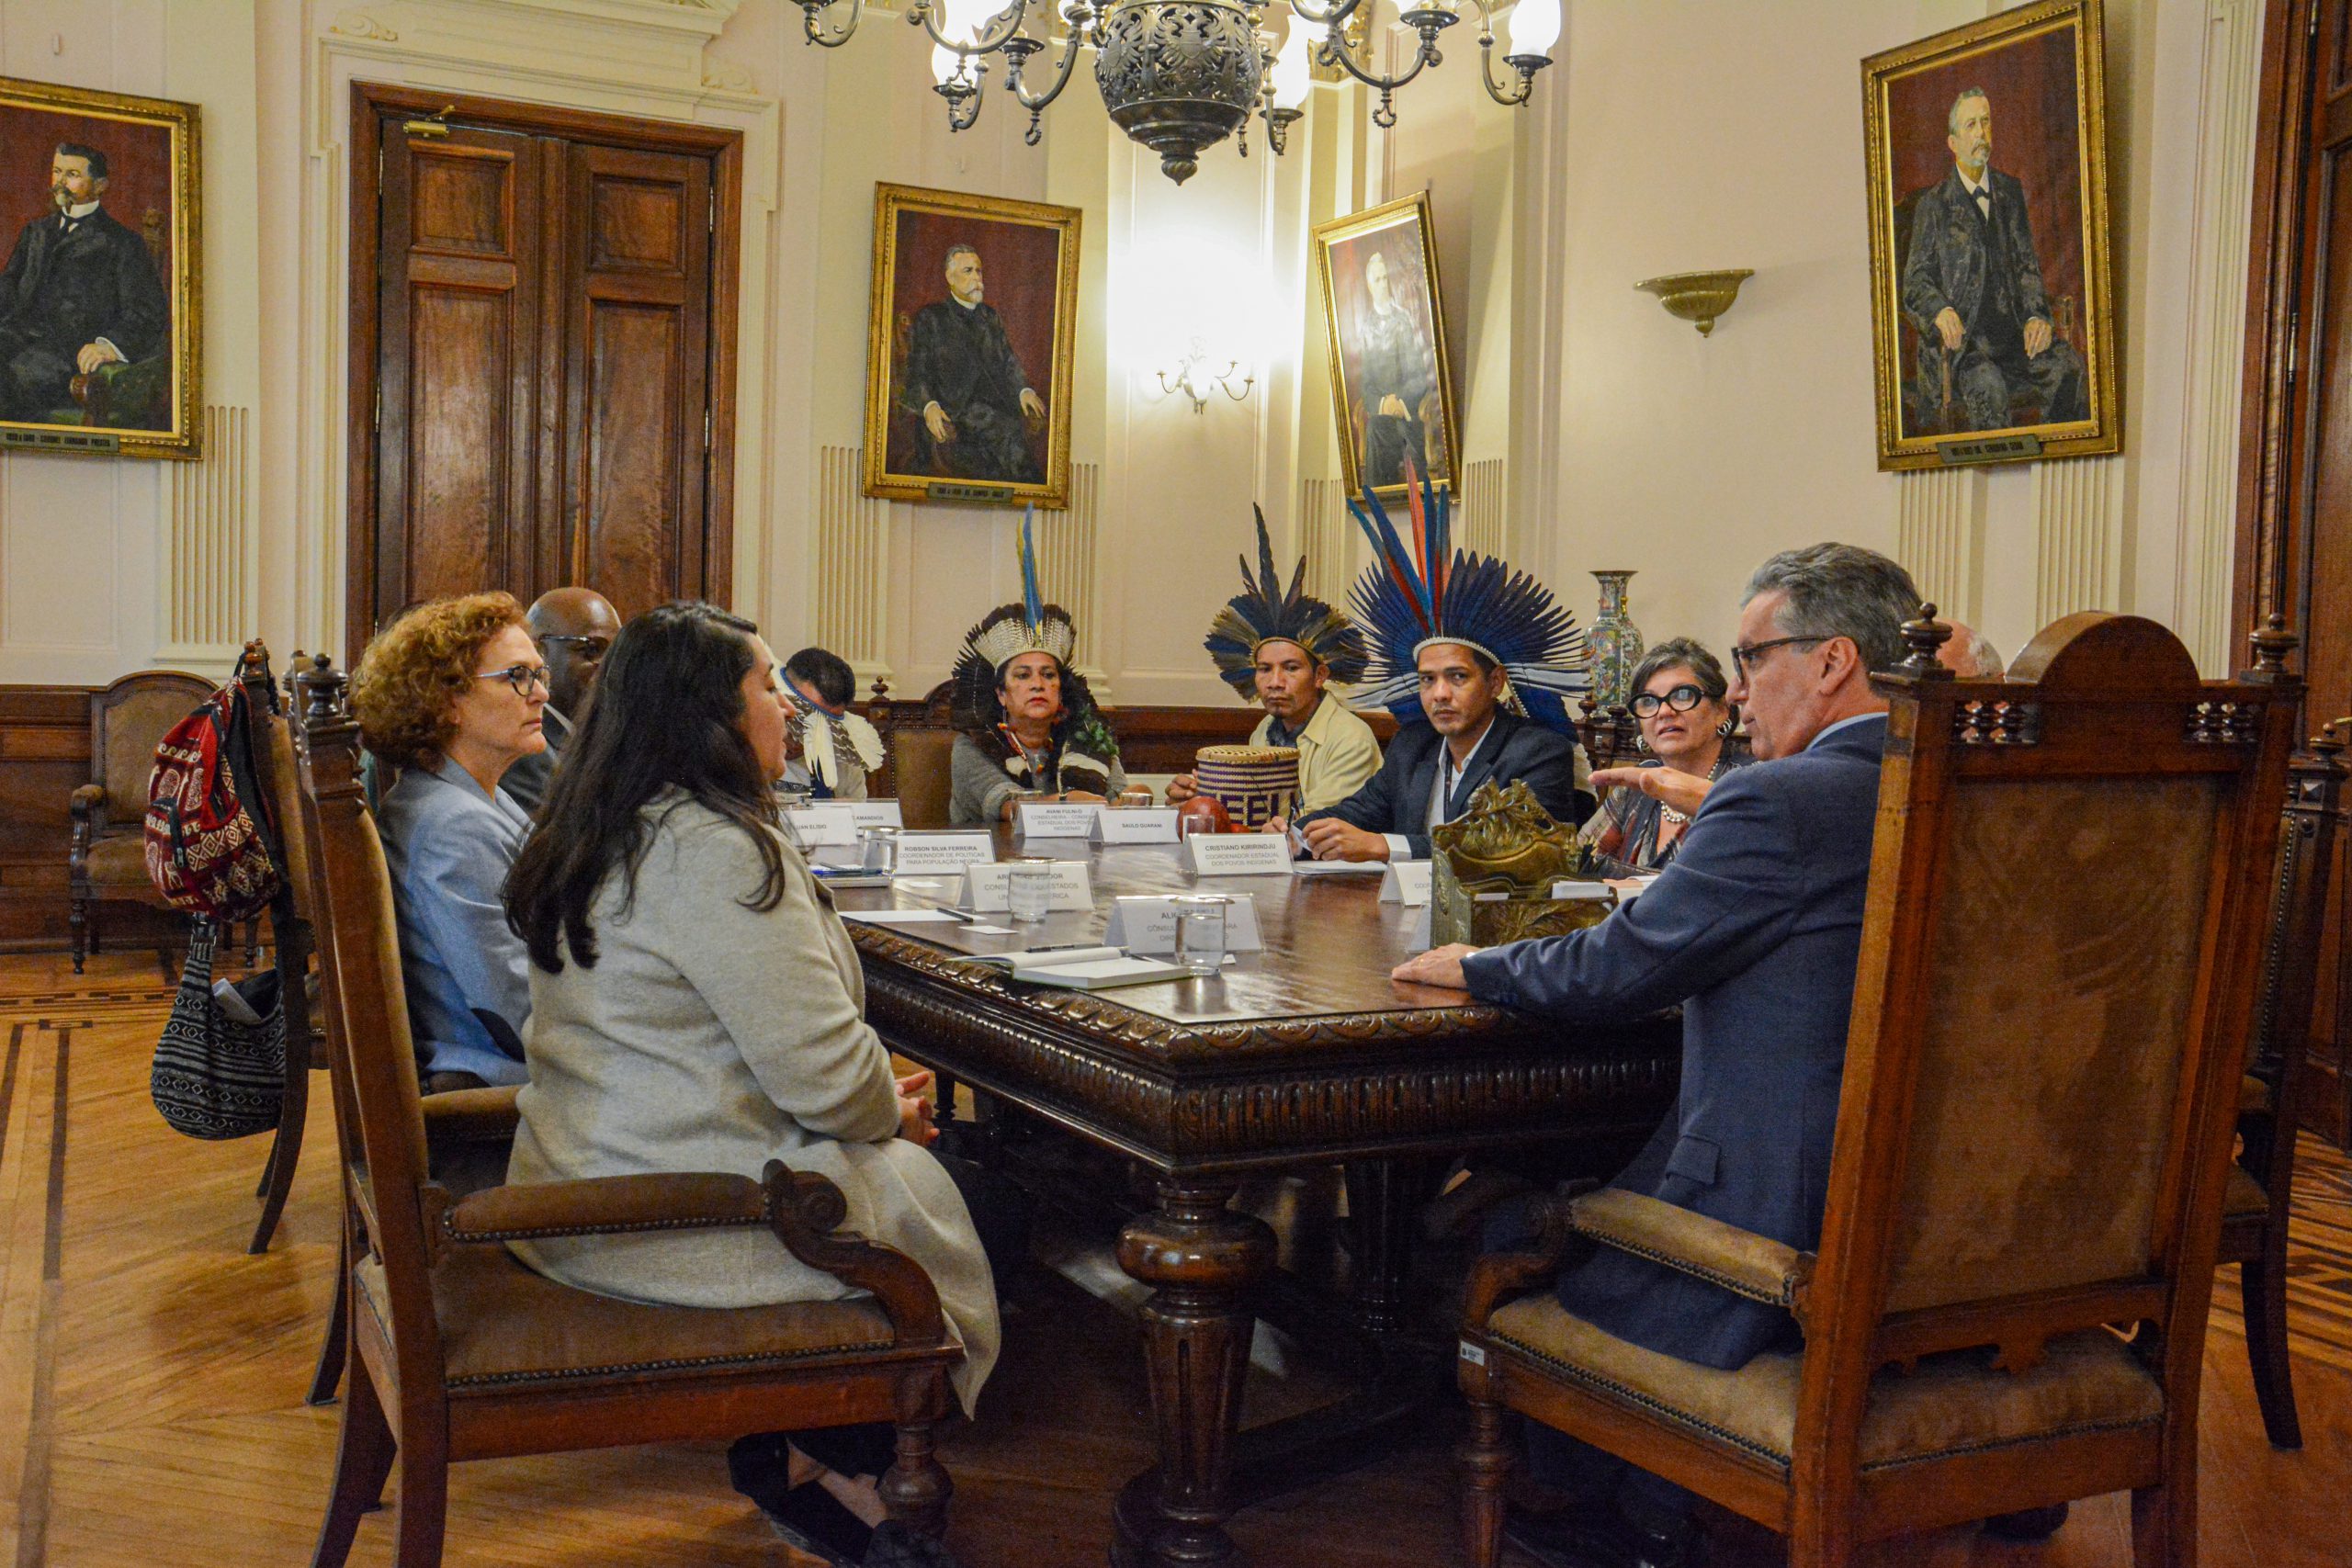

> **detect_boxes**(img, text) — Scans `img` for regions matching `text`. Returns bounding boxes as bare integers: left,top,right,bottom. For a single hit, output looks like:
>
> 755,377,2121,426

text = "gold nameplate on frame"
1936,434,2043,466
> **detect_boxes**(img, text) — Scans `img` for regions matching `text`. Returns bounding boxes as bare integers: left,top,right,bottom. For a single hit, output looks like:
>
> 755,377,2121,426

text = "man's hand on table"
1165,773,1198,804
1392,943,1477,991
1299,818,1388,862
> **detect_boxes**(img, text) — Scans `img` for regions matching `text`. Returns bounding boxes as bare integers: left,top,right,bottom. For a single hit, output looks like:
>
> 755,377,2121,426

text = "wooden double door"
2242,0,2352,1141
348,85,740,646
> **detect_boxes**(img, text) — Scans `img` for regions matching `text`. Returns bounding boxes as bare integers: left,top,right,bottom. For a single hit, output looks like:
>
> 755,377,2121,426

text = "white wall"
0,0,2267,698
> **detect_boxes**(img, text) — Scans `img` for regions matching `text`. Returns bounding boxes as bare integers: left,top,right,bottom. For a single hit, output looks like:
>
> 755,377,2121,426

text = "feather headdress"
1204,507,1369,696
1345,468,1589,733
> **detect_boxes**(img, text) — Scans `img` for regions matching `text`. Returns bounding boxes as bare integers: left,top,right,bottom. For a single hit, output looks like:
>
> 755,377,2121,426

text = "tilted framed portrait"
0,75,201,459
1862,0,2117,471
864,183,1080,508
1313,191,1462,502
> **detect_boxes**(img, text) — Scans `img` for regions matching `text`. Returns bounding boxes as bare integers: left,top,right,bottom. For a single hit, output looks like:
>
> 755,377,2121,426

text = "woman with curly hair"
350,591,547,1090
945,603,1126,827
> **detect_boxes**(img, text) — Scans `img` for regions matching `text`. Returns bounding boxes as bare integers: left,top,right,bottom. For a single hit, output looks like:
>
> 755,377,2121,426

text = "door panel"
561,143,711,620
373,130,541,629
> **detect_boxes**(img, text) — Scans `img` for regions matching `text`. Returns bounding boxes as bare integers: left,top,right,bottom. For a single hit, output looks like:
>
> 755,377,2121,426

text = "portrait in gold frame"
863,182,1080,508
0,74,202,459
1861,0,2117,471
1313,191,1463,501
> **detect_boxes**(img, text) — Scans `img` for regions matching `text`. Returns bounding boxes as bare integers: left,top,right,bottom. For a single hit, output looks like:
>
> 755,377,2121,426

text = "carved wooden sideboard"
835,835,1679,1568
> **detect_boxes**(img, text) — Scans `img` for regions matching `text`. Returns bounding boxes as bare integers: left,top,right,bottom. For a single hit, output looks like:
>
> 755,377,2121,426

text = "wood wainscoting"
0,686,180,953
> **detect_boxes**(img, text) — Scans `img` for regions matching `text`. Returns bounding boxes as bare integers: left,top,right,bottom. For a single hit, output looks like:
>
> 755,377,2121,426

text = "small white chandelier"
796,0,1563,185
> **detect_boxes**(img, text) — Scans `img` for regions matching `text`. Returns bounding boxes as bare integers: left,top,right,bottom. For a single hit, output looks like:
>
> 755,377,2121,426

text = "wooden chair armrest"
70,784,107,844
1462,1181,1591,1326
1566,1188,1815,1324
420,1084,521,1143
435,1161,949,1347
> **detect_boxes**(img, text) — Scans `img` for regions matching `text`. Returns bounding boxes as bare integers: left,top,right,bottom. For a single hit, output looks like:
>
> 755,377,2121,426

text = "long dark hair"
504,602,785,973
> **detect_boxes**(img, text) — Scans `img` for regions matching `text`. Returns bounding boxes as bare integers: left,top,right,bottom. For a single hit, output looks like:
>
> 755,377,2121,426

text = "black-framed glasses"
1629,682,1707,718
538,634,612,658
475,662,551,697
1729,635,1826,677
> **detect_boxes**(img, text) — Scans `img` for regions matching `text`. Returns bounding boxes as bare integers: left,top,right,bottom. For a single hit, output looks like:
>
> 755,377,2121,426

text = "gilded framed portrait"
864,183,1080,508
1313,191,1462,501
0,75,201,460
1862,0,2117,471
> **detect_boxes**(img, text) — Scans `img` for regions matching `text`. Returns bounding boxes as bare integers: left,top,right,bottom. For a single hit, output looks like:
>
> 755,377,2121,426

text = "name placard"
785,804,862,847
1102,895,1265,956
1092,807,1180,844
1550,880,1614,902
957,861,1094,913
1378,860,1433,905
1016,801,1106,840
1182,834,1296,877
848,800,905,829
892,831,997,875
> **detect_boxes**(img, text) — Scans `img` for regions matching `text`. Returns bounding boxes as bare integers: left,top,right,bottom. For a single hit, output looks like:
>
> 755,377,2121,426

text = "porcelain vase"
1589,570,1644,710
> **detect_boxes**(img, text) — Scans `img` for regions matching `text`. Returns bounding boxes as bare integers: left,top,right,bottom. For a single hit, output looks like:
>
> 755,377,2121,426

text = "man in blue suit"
1279,638,1589,862
1396,543,1937,1565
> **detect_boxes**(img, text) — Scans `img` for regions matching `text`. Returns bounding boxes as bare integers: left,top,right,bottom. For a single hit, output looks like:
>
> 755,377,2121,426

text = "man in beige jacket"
1169,508,1383,813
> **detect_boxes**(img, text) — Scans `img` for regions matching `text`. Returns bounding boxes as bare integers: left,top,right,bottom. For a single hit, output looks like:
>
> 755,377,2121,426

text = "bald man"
500,586,622,817
1936,620,2006,680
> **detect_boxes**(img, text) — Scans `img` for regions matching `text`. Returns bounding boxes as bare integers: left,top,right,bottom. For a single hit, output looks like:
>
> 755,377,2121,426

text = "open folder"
959,946,1191,989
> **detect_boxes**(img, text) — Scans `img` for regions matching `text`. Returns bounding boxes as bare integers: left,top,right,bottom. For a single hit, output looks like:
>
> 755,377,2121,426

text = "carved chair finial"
237,637,271,680
1898,603,1954,678
301,651,347,728
2251,611,2298,677
2315,718,2347,758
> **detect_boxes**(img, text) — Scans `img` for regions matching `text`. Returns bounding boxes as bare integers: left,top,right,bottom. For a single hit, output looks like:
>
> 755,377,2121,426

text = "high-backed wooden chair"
2215,717,2346,1450
867,680,959,829
288,654,961,1566
67,668,211,970
1458,611,2300,1568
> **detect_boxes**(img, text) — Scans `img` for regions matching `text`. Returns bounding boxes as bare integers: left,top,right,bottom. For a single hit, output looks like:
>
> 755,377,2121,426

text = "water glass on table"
1007,863,1056,924
1175,897,1228,977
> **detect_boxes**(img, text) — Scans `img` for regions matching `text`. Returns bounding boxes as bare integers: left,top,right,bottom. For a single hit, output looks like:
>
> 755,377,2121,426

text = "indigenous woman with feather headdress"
947,511,1128,827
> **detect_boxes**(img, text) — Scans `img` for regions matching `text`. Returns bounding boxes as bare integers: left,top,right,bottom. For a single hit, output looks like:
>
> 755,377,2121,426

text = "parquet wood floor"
3,948,2347,1567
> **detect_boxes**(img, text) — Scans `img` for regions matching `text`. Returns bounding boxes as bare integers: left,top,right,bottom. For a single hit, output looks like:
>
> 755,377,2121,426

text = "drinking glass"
859,826,899,874
1007,863,1056,924
1116,787,1155,809
1175,900,1227,977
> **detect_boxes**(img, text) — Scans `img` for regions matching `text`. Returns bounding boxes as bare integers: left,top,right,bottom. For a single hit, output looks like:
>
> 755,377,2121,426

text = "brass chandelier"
794,0,1562,184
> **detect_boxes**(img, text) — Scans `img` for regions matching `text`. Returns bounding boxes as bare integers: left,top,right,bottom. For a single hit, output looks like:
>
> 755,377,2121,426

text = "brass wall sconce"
1158,337,1254,413
1635,269,1754,337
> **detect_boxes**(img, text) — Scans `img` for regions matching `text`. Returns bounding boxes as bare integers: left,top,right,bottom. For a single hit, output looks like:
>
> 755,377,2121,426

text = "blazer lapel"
1401,734,1443,836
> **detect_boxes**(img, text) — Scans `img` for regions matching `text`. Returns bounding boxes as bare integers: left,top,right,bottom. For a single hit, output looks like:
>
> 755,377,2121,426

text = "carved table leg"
1112,1179,1274,1568
1341,1157,1439,1341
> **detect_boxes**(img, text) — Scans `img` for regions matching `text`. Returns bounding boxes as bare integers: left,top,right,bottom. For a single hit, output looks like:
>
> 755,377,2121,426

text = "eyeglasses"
1729,635,1826,677
475,662,551,697
538,634,612,658
1629,682,1707,718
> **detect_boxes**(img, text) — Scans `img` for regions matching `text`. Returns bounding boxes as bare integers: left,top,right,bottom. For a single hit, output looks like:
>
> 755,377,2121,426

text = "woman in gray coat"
504,602,991,1567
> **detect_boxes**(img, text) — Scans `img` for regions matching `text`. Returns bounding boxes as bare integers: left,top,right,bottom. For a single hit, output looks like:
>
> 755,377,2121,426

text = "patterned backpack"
143,680,282,922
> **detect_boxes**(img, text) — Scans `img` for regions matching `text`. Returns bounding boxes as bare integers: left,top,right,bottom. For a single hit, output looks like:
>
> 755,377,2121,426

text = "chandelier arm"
1474,29,1546,107
800,0,866,49
1285,0,1363,26
1007,21,1089,112
910,0,1036,59
1317,22,1437,96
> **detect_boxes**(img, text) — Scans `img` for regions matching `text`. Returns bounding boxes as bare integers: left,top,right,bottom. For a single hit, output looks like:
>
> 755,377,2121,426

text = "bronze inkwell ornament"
1430,779,1615,946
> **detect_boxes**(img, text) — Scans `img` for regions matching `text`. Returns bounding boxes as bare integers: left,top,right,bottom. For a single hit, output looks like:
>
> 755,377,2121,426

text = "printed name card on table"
848,800,904,829
1550,880,1613,901
891,831,997,875
1015,801,1106,840
1378,861,1433,905
1102,895,1265,956
1182,834,1296,877
956,861,1094,913
784,804,861,846
1091,807,1180,844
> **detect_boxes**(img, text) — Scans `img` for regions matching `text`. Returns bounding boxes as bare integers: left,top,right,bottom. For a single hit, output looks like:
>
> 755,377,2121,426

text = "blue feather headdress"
962,505,1078,671
1204,507,1369,697
1344,472,1589,733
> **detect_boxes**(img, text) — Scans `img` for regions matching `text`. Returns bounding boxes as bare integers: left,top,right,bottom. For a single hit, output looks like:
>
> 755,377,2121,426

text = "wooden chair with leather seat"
866,680,960,829
68,668,211,971
289,654,964,1566
2215,716,2346,1450
1457,610,2301,1568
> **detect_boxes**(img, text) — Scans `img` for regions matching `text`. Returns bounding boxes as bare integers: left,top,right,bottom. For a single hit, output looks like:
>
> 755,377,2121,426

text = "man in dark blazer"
899,242,1045,483
1898,88,2086,433
0,143,169,424
1282,637,1588,862
1396,544,1958,1562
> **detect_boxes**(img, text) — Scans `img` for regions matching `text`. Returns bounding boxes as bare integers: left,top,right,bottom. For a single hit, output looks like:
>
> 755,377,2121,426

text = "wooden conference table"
832,829,1679,1568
